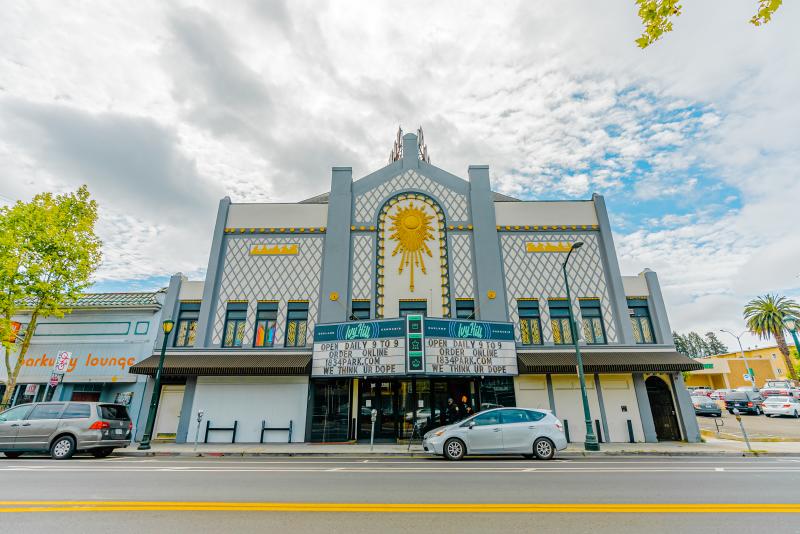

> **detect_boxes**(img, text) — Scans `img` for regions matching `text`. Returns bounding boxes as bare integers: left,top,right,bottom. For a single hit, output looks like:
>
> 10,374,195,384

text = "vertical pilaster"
195,197,231,347
643,269,673,345
592,194,635,344
546,374,556,414
318,167,353,323
670,372,701,442
155,273,184,349
633,373,658,443
468,165,508,321
175,377,197,444
594,374,610,443
402,133,419,170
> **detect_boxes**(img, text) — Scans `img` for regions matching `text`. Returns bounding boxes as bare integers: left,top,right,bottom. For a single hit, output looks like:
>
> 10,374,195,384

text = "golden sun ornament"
389,202,434,291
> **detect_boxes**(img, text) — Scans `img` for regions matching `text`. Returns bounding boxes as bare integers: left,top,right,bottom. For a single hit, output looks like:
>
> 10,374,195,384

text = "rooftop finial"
388,126,431,164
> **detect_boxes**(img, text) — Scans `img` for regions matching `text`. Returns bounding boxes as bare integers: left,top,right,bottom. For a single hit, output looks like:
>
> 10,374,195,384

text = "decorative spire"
388,126,431,164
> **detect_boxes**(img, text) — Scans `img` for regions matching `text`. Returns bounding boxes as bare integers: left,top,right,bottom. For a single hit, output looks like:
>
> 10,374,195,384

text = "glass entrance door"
358,380,397,441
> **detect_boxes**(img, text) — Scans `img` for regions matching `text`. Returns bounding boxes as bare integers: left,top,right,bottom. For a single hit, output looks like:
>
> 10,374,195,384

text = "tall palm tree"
743,294,800,381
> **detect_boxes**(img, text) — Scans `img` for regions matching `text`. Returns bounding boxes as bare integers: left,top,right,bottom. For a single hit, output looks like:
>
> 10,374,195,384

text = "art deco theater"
131,131,702,445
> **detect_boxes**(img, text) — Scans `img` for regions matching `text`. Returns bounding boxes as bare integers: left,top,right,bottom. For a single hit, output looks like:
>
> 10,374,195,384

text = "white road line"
715,468,725,472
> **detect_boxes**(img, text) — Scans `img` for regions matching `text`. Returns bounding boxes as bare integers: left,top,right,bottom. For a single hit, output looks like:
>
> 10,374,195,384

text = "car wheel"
2,452,23,459
50,435,76,460
533,438,556,460
90,447,114,459
443,438,465,461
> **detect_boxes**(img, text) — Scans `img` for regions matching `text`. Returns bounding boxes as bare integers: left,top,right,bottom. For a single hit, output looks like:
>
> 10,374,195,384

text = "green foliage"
0,186,102,407
672,330,728,357
635,0,783,48
703,331,729,355
744,294,800,381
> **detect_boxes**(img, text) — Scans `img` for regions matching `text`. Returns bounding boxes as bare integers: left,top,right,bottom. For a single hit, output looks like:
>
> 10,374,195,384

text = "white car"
763,396,800,418
422,407,568,461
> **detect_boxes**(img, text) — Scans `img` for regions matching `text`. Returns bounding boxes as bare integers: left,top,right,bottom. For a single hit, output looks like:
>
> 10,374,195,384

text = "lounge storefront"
308,316,519,442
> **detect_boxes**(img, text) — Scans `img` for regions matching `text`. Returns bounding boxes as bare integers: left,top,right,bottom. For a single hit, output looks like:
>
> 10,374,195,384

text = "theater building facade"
131,132,702,445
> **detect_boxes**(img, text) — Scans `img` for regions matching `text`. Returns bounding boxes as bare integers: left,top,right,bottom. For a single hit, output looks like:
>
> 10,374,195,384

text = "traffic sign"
53,351,72,374
48,373,62,387
743,373,753,382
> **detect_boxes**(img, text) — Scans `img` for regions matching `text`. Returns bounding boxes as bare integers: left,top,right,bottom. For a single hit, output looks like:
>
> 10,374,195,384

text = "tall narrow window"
253,301,278,347
518,299,542,345
548,300,573,345
628,298,655,344
580,299,606,344
351,300,370,320
222,302,247,348
455,299,475,319
285,301,309,347
174,302,201,347
399,300,427,317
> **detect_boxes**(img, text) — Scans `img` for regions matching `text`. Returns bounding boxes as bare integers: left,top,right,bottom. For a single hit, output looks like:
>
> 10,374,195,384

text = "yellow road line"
0,502,797,513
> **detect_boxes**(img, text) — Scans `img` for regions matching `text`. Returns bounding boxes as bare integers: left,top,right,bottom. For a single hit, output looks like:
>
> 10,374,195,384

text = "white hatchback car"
422,407,568,461
763,396,800,418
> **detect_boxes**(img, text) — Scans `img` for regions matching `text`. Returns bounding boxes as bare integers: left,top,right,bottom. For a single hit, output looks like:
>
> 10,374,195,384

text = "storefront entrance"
645,376,681,441
356,377,515,442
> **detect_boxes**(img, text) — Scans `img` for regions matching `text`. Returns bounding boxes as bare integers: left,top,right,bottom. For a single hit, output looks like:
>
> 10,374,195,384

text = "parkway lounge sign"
311,317,518,378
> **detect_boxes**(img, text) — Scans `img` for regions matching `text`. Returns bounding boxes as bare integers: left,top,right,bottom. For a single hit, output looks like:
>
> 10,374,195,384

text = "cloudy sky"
1,1,797,349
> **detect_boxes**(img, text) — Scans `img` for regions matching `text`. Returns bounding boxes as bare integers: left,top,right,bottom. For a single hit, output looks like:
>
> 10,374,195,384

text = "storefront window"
222,302,247,348
580,299,606,344
518,299,542,345
253,302,278,347
479,377,516,410
549,300,573,344
455,300,475,319
285,301,309,347
309,379,351,442
175,302,200,347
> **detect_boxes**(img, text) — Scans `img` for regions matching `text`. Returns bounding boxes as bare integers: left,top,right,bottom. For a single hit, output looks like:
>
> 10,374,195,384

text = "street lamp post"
562,241,600,452
783,316,800,375
138,319,175,451
720,329,757,392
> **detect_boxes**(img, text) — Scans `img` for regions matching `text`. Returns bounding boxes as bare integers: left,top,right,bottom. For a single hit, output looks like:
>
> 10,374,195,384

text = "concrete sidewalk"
118,438,800,457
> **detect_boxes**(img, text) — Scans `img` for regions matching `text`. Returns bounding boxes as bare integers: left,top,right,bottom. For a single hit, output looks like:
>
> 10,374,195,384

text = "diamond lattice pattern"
351,234,374,301
500,233,617,344
448,233,475,299
213,236,324,347
354,169,468,223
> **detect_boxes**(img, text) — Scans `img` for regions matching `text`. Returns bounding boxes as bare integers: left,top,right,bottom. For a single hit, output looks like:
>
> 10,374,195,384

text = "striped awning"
129,352,312,376
517,350,703,374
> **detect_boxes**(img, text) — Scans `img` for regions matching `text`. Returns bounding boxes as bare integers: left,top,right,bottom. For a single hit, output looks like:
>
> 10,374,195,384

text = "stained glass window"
580,299,606,344
628,298,655,344
222,302,247,348
285,302,309,347
174,302,200,347
518,299,542,345
253,302,278,348
548,300,573,345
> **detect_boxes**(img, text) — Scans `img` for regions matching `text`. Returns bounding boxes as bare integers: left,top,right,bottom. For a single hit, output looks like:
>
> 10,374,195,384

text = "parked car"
763,396,800,418
760,380,800,399
710,389,734,401
0,402,132,459
692,396,722,417
724,391,765,415
735,386,759,392
690,388,713,397
422,407,567,461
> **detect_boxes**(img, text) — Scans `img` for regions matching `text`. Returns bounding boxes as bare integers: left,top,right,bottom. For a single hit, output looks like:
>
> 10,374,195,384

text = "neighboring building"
130,132,701,445
686,345,799,390
0,292,165,433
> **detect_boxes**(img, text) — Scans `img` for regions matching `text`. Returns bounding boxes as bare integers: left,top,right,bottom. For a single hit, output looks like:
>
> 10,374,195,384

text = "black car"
725,391,765,415
691,395,721,417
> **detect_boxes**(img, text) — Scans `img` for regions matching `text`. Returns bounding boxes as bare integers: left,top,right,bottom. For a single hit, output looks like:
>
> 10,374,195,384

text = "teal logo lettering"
345,323,372,340
456,322,484,338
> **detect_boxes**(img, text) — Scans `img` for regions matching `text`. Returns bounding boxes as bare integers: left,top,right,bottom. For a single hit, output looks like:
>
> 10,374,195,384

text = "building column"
594,374,610,443
155,273,185,349
670,372,701,442
643,269,673,345
318,167,353,324
195,197,232,347
546,374,556,414
135,377,156,442
175,376,198,444
468,165,508,321
632,373,658,443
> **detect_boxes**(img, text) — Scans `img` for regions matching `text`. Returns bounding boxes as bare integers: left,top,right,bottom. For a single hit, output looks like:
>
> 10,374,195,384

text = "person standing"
460,395,474,420
446,397,460,424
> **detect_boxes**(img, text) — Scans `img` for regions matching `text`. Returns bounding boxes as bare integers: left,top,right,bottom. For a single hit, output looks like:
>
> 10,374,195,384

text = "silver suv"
0,402,132,459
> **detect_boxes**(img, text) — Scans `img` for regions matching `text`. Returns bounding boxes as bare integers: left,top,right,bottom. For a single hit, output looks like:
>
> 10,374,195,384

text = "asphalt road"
2,455,800,533
696,408,800,440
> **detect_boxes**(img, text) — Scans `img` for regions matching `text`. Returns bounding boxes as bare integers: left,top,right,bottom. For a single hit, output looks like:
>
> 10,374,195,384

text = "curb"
113,450,800,458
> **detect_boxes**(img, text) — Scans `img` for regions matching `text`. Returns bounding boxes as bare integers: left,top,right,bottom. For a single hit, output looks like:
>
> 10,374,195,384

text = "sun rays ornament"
389,202,434,291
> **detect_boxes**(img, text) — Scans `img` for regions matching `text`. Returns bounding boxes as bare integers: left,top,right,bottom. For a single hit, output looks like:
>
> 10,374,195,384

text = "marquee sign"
312,317,518,377
312,319,406,377
423,319,518,376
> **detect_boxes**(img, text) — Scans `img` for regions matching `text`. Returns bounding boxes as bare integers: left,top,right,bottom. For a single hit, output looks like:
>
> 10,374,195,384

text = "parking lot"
696,406,800,441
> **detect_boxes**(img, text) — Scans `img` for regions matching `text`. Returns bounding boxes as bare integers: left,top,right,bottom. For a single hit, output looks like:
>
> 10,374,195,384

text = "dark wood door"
646,376,681,441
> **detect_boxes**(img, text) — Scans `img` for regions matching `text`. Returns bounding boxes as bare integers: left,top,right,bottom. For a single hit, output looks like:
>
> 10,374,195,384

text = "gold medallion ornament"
389,202,434,291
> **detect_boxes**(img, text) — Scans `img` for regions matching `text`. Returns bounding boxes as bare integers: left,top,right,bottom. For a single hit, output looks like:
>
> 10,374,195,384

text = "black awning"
517,350,703,374
129,352,312,376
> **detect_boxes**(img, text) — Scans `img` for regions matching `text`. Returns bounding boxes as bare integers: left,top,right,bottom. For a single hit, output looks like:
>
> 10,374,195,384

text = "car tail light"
784,404,792,408
128,422,133,431
89,421,110,430
747,402,753,407
780,390,789,395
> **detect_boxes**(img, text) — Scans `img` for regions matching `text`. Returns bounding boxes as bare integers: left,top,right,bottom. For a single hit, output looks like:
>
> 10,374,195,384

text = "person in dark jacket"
460,395,474,419
446,398,460,424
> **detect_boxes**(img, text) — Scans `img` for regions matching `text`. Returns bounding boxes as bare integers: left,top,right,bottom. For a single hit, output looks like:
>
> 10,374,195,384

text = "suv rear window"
98,404,130,421
61,403,91,419
727,392,749,400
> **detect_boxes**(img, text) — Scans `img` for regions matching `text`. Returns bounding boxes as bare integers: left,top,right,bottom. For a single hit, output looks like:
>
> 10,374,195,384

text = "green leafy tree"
686,331,708,358
635,0,783,48
703,331,729,356
673,331,689,356
0,186,102,407
743,294,800,381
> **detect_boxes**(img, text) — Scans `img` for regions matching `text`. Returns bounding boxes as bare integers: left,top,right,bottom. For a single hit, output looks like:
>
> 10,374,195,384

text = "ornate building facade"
131,132,702,445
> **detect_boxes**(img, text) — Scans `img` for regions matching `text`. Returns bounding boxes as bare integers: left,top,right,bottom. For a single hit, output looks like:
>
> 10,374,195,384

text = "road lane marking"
0,502,797,513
